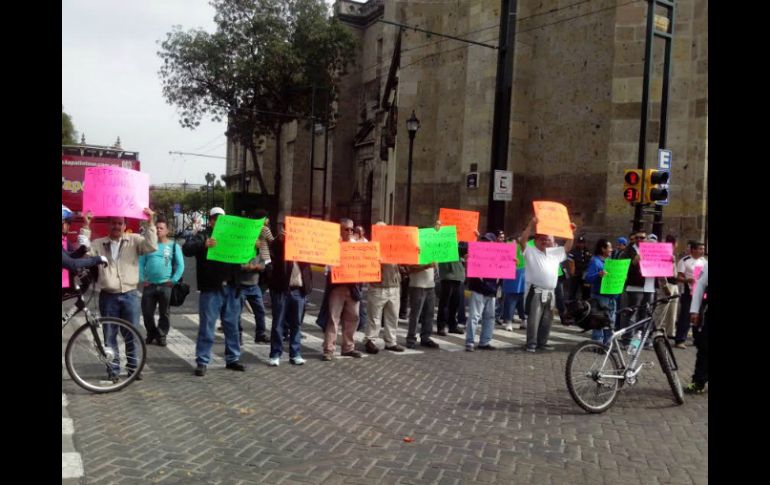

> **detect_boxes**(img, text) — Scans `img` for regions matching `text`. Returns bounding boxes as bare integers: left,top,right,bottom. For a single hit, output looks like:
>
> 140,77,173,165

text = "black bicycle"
565,295,684,413
62,268,146,393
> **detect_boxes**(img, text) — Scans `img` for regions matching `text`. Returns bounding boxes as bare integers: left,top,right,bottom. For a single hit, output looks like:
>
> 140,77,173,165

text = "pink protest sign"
466,241,517,279
691,265,704,292
62,238,69,288
638,242,674,277
83,166,150,220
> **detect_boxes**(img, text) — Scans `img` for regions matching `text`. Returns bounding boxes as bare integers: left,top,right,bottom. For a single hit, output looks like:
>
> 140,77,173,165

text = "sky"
62,1,228,186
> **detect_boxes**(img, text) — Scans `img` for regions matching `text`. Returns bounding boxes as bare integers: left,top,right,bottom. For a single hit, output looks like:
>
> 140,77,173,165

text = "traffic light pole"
652,1,675,238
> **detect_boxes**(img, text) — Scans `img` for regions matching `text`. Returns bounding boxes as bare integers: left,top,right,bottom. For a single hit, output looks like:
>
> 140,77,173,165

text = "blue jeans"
99,291,141,375
241,284,267,339
466,292,495,347
196,286,242,366
590,294,617,345
501,292,525,322
357,285,368,331
270,289,305,358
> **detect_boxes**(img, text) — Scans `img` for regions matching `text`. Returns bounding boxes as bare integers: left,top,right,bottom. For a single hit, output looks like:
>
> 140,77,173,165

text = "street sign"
493,170,512,201
656,149,672,205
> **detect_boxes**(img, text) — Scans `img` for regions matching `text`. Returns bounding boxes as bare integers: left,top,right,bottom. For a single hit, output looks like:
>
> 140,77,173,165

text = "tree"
62,106,77,145
158,0,356,203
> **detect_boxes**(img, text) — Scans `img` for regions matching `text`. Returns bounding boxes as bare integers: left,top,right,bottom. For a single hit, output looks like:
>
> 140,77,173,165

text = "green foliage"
157,0,356,192
62,107,77,145
150,186,226,227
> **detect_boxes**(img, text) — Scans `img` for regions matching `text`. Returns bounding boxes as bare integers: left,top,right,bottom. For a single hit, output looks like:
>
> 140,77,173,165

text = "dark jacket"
268,238,313,297
182,229,240,292
620,245,646,288
466,277,498,297
61,247,103,272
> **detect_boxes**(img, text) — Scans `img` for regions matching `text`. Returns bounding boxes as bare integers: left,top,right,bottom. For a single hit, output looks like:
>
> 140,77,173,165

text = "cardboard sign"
600,259,632,295
438,208,479,242
418,226,459,264
284,216,341,266
638,242,675,277
331,242,382,283
83,166,150,220
532,201,573,239
207,215,265,264
466,241,517,279
370,225,419,265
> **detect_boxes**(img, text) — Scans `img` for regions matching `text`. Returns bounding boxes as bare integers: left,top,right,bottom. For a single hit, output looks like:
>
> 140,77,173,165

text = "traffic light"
644,169,669,203
623,169,642,203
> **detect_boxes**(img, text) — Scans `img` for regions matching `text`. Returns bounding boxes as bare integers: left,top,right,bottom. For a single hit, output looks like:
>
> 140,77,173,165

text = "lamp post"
205,172,216,217
405,110,420,226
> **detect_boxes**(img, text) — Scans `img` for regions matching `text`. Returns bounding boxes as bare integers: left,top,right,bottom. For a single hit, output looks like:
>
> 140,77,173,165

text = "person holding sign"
584,239,617,345
674,241,706,349
406,220,444,350
619,231,657,347
685,262,708,394
79,208,158,380
182,207,246,376
519,216,576,353
322,218,364,360
464,233,505,351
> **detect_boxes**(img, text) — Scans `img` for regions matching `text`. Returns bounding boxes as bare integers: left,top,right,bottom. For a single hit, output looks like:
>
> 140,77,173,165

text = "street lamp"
205,172,216,217
405,110,420,226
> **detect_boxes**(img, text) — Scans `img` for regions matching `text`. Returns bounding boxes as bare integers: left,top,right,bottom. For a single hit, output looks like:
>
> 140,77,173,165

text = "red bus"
62,144,141,245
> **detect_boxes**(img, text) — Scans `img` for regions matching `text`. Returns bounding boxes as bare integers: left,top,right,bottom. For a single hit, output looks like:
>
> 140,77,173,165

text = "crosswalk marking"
167,316,224,367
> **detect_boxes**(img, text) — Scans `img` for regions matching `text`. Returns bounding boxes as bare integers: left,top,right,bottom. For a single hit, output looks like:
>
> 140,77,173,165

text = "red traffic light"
624,188,639,202
624,171,640,185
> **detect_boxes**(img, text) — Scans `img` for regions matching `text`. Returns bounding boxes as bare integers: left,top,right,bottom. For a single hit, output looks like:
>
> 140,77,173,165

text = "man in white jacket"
685,262,708,394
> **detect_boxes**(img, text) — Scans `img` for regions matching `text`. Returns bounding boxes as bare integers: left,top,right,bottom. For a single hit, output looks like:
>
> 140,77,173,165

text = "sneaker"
436,330,448,336
675,342,687,349
684,383,705,394
225,361,246,371
341,349,363,358
157,335,167,347
504,323,514,331
420,339,440,349
465,345,475,352
406,342,417,350
254,335,270,344
322,352,334,361
365,340,380,354
384,344,405,352
477,344,496,350
194,364,207,376
448,328,464,334
525,346,536,353
267,357,280,367
290,356,306,365
537,345,555,351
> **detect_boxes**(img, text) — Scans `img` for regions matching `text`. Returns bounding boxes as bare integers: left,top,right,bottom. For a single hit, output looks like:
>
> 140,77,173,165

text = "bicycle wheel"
65,317,146,393
566,340,624,413
653,336,685,405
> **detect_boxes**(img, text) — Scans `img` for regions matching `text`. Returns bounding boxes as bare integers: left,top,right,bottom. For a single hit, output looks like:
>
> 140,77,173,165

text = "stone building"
225,0,707,245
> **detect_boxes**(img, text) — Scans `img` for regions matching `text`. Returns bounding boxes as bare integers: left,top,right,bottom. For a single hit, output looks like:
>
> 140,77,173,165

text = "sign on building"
493,170,512,201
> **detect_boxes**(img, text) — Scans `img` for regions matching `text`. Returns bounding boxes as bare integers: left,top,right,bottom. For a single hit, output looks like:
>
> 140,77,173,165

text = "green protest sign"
516,242,525,269
600,259,631,295
418,226,459,264
207,215,265,264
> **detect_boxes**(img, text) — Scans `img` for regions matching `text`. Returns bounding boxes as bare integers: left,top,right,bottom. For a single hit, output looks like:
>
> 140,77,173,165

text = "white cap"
210,207,225,217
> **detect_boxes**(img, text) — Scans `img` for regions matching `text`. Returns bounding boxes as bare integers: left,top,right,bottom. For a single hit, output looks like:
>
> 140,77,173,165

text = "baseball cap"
616,237,628,245
647,234,658,242
210,207,225,217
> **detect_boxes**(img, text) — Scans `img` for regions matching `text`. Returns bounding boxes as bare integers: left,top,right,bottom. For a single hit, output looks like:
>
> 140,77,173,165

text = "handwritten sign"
284,216,341,266
83,166,150,220
331,242,382,283
516,242,526,269
533,201,573,239
466,241,517,279
438,208,479,242
600,259,631,294
418,226,459,264
371,225,419,265
638,242,674,277
207,215,265,264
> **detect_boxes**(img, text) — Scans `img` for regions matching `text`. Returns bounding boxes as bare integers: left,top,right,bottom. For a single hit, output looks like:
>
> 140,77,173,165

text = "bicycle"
565,295,684,413
62,267,146,393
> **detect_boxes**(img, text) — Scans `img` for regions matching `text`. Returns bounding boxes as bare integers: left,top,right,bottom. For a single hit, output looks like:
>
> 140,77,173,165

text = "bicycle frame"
62,293,111,361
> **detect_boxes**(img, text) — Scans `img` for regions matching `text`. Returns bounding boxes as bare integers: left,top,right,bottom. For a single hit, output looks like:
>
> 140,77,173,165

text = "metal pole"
487,0,517,233
308,85,316,217
633,0,656,233
405,132,415,226
322,88,330,220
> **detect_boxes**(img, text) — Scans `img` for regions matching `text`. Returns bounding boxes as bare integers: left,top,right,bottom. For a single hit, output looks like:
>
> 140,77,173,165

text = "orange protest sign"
438,208,479,242
370,225,419,265
284,216,341,266
331,242,382,283
532,201,573,239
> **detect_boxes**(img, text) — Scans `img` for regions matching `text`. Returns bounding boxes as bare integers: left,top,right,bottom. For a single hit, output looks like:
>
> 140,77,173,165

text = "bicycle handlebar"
619,294,680,315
